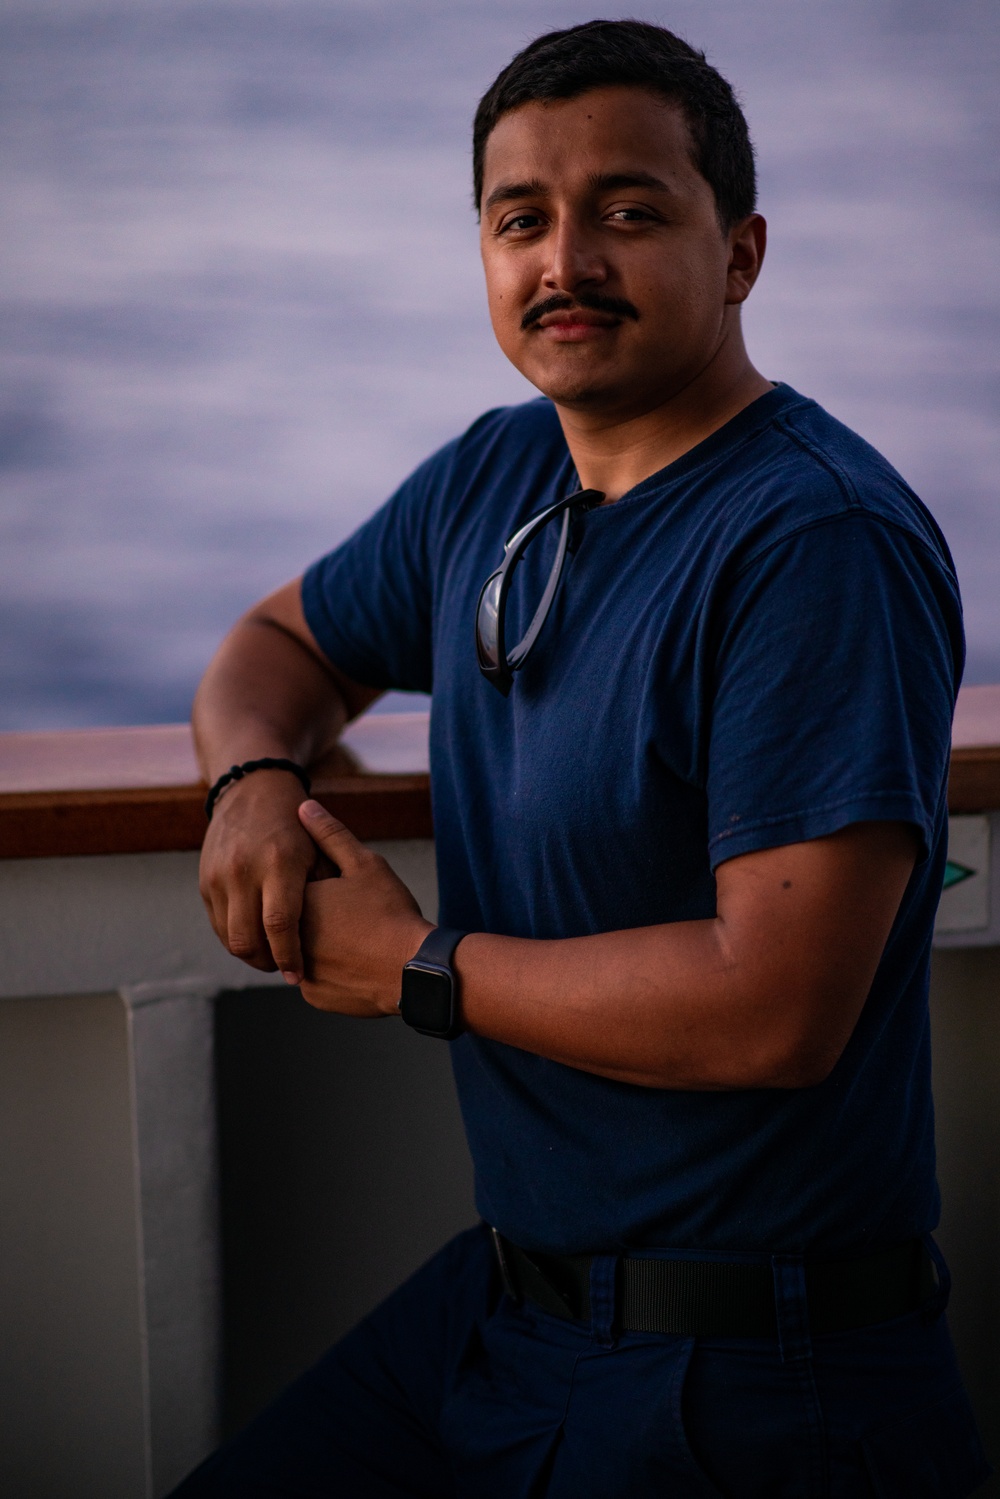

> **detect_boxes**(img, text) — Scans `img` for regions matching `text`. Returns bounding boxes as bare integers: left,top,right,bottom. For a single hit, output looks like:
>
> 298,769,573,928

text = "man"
174,20,989,1498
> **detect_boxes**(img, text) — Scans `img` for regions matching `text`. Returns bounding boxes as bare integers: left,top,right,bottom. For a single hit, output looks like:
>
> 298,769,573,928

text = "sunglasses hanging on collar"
475,488,604,696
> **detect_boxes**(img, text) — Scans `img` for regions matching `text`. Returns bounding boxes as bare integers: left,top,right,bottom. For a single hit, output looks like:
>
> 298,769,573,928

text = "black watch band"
398,927,467,1040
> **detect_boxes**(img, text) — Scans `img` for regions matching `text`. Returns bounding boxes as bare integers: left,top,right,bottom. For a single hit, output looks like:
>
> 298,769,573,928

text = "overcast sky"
1,0,997,726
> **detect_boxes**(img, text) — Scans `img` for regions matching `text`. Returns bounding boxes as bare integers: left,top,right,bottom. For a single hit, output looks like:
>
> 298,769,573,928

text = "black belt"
491,1229,939,1337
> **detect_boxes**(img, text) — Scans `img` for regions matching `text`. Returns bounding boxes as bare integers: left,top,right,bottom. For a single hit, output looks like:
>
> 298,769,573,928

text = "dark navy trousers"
170,1224,990,1498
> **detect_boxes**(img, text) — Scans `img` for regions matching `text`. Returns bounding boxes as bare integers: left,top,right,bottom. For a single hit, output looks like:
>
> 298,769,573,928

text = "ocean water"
1,0,997,729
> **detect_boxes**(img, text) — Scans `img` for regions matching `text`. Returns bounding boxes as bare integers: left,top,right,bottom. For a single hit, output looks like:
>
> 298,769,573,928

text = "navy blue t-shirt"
303,384,963,1257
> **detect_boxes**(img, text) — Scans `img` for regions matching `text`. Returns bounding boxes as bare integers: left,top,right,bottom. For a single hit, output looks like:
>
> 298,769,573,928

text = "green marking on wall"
943,860,976,890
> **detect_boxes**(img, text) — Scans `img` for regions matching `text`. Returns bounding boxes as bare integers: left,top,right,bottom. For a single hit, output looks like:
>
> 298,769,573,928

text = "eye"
608,206,656,224
498,211,545,235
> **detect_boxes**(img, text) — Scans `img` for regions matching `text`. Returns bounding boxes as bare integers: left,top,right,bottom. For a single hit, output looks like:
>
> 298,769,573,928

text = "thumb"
297,800,367,875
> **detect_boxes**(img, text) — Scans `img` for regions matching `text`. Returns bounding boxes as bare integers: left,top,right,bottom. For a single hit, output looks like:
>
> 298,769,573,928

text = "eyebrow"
483,170,676,214
483,177,547,214
587,171,675,195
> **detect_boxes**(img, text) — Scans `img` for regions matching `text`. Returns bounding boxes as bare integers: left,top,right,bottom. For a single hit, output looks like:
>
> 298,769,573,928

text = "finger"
225,888,277,973
199,853,230,950
297,800,368,876
261,872,306,985
200,871,235,958
307,849,340,882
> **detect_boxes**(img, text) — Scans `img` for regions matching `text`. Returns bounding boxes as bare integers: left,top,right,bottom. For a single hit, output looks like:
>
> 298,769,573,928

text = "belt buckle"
490,1226,522,1305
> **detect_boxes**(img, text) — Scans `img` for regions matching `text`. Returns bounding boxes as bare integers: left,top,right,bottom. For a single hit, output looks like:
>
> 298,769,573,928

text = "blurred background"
1,0,997,730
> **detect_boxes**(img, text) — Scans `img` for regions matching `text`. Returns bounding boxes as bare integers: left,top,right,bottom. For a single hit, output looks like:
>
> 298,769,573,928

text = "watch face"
401,962,453,1034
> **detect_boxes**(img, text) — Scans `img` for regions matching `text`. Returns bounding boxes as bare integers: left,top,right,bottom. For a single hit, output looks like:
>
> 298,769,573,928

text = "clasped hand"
296,801,433,1014
199,783,432,1016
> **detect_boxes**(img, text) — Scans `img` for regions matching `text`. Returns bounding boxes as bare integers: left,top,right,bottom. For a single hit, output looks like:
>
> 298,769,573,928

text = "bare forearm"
194,581,367,978
193,615,346,781
454,920,803,1091
294,801,917,1093
451,823,919,1091
194,579,388,981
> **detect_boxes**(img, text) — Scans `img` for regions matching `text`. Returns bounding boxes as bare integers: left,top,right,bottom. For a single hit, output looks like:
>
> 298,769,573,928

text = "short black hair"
473,19,756,230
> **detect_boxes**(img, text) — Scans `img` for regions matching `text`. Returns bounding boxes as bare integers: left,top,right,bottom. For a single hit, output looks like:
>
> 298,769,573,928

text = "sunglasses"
475,488,604,696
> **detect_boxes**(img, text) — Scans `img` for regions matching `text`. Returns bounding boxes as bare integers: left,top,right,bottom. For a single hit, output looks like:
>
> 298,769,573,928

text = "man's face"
479,86,757,417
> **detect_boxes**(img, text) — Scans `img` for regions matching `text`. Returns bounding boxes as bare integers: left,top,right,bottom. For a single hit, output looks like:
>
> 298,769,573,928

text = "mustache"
520,291,641,332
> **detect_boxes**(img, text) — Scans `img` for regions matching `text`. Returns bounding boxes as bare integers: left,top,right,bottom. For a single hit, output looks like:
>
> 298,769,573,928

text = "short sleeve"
301,441,459,693
706,514,963,868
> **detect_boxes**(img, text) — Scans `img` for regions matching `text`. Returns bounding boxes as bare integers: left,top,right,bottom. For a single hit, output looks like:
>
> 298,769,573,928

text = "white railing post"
123,979,223,1497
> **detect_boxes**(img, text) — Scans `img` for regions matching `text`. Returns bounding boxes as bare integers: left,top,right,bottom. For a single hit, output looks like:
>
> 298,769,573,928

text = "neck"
555,330,772,503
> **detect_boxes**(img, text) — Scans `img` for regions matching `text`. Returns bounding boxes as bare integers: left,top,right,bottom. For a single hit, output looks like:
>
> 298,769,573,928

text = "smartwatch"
398,927,468,1039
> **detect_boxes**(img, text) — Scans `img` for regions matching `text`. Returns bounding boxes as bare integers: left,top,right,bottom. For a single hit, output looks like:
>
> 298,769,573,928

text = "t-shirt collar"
587,382,813,509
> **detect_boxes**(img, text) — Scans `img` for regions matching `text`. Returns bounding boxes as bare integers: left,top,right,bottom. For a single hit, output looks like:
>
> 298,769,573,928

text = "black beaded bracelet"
205,758,312,820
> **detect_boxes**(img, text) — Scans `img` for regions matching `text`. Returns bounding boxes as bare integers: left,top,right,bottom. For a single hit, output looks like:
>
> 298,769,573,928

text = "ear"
725,213,767,305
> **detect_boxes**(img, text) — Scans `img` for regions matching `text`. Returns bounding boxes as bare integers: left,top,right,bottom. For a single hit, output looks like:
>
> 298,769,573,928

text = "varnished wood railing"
0,712,431,858
1,687,999,859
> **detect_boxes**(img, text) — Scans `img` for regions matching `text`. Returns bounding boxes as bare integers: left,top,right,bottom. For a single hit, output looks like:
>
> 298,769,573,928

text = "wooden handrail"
1,688,999,860
947,685,1000,813
0,713,431,859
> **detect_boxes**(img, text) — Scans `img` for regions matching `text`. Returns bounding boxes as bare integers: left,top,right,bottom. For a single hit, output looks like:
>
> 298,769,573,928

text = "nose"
542,216,608,296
